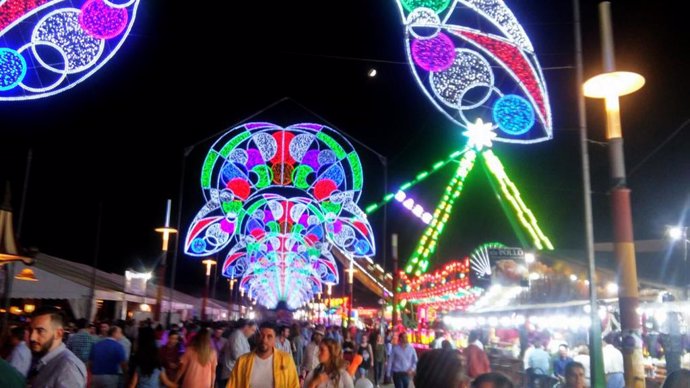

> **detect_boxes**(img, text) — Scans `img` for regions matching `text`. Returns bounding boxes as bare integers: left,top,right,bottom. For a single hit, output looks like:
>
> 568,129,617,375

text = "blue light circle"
0,48,28,92
492,94,535,136
191,238,207,254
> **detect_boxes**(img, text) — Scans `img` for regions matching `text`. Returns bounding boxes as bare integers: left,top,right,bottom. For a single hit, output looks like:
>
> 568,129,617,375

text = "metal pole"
598,3,645,387
87,202,103,321
382,157,388,272
211,258,218,300
391,234,399,326
202,264,210,321
167,147,191,328
573,1,606,386
348,257,353,328
683,226,688,300
154,200,172,322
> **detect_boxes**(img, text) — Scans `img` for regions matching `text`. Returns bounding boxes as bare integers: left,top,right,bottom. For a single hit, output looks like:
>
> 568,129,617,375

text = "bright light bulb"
463,118,496,151
403,198,415,210
368,68,377,77
667,226,684,241
395,190,406,202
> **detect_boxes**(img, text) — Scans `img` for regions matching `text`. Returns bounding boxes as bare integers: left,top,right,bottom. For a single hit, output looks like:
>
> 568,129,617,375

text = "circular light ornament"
493,94,535,136
79,0,129,39
411,32,455,72
0,48,27,91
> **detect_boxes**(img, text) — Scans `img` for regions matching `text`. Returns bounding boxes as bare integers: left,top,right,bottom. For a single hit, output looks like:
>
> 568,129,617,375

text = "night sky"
1,0,689,305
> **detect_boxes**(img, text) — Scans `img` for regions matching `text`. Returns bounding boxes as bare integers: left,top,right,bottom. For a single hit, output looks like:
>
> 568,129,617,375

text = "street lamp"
666,225,688,299
583,3,645,387
201,259,216,320
154,199,178,322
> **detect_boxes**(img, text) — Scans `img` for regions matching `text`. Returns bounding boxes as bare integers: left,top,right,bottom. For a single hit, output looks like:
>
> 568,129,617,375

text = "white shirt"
602,344,624,374
250,354,274,388
301,342,320,374
276,337,292,356
9,341,31,377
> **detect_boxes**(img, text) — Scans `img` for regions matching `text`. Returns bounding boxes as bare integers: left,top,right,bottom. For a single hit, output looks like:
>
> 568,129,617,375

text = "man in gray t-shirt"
28,306,87,388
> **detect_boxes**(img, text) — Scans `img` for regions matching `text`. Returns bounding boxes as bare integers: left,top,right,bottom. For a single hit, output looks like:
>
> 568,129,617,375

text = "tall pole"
167,147,191,328
87,202,103,321
573,1,606,386
347,256,354,327
683,228,688,300
155,200,176,322
201,259,216,321
391,234,399,327
584,3,646,387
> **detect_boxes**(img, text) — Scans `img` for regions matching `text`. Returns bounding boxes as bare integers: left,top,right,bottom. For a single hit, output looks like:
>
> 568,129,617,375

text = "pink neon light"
79,0,128,40
411,32,455,72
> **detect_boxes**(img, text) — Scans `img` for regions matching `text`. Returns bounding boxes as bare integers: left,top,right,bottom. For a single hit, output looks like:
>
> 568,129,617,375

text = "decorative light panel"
387,0,555,276
0,0,140,100
394,0,552,144
185,122,376,310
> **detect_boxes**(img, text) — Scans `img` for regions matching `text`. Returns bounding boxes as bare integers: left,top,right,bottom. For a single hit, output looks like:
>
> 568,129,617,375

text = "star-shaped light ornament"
463,118,497,151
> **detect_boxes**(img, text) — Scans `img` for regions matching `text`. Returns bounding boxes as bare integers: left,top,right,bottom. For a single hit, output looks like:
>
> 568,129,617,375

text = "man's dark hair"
468,330,480,343
76,318,88,330
31,306,65,327
107,325,120,337
259,321,276,334
565,361,585,377
471,372,515,388
10,326,26,340
414,349,464,388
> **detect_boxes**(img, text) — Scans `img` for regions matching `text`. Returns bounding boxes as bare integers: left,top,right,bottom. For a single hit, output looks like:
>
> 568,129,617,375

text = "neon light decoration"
395,0,551,143
385,0,555,276
398,257,484,311
185,122,376,310
0,0,140,101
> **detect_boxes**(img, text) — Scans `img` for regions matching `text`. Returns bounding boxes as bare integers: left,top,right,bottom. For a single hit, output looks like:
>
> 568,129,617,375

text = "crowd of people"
1,307,689,388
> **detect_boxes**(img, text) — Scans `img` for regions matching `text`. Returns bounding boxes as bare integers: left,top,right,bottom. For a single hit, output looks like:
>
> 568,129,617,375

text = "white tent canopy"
7,252,228,320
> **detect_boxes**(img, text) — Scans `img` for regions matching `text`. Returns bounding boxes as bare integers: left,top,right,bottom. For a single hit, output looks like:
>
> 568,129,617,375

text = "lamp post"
583,3,645,387
201,259,216,320
345,260,355,327
666,226,688,299
154,200,177,322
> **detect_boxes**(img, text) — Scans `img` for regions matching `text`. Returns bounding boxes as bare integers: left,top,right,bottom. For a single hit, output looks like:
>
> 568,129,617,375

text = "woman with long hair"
303,338,354,388
127,327,177,388
175,328,217,388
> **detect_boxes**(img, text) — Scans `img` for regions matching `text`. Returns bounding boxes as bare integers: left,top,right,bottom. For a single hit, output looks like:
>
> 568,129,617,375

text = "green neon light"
201,151,219,188
348,152,364,190
407,150,476,274
219,131,251,158
405,147,554,275
363,147,469,215
317,132,347,159
482,150,553,250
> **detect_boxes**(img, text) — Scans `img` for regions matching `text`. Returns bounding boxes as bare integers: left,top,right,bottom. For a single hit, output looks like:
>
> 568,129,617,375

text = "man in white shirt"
301,325,325,377
219,319,256,388
602,334,624,388
7,326,31,377
275,325,292,356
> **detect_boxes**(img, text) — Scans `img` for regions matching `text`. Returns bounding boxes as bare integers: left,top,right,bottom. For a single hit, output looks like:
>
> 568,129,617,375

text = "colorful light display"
390,0,555,276
0,0,140,100
398,257,484,311
185,123,376,310
395,0,551,143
